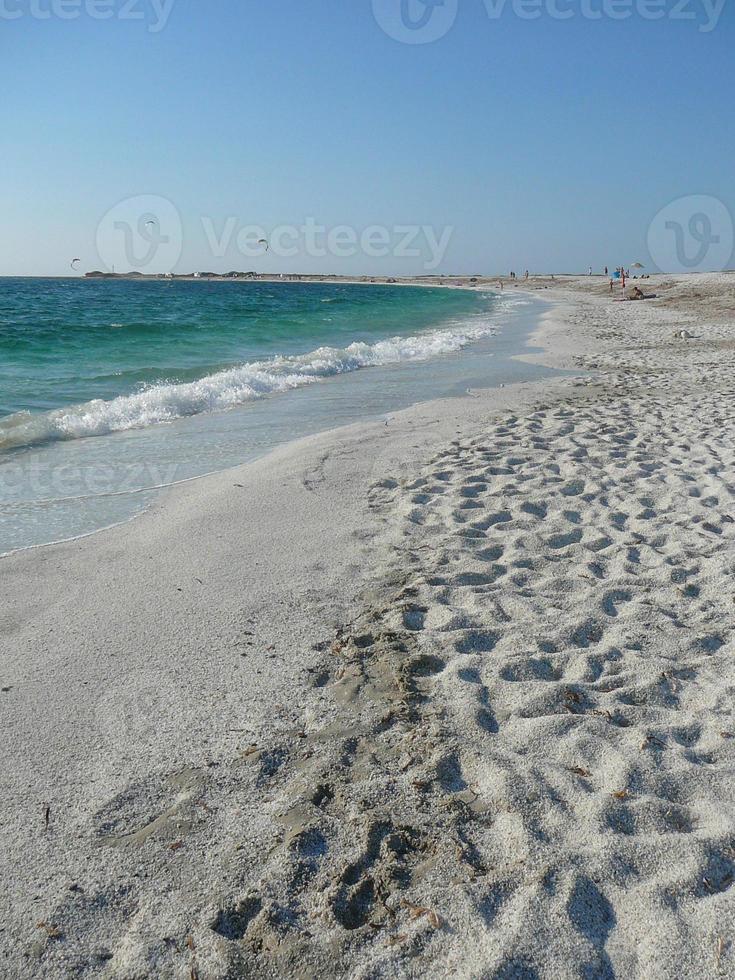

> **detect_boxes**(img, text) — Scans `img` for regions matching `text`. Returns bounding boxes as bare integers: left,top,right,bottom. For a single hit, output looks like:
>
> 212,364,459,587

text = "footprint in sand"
570,619,605,648
212,895,263,941
520,501,547,519
454,630,500,654
500,658,560,682
561,480,586,497
452,570,502,587
473,511,513,530
547,528,583,549
601,590,632,618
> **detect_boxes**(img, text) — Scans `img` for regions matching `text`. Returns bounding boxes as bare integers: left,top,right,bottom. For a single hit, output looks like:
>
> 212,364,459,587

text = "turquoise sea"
0,279,551,554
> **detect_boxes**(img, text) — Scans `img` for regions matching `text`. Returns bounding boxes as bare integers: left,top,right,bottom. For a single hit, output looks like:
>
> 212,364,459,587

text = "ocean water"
0,279,552,554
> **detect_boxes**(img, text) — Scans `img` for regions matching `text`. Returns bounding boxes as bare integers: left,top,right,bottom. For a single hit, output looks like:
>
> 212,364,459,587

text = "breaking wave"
0,317,498,453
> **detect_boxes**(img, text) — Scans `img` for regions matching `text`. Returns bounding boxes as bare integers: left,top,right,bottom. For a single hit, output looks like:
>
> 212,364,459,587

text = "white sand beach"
1,274,735,979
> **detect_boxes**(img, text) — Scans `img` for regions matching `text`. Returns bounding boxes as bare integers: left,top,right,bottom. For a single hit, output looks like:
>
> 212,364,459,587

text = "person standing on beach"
588,266,593,276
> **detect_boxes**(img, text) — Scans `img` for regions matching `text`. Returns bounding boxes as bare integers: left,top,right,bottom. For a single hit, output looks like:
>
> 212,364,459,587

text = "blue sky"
1,0,733,276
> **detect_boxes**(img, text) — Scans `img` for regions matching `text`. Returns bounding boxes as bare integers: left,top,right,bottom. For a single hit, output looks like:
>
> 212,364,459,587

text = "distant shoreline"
0,272,631,284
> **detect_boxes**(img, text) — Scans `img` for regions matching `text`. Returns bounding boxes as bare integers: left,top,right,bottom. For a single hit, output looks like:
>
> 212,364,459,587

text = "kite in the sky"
70,258,81,270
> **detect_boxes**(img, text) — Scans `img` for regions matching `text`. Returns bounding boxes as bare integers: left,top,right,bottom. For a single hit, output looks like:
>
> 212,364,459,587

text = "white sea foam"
0,317,499,452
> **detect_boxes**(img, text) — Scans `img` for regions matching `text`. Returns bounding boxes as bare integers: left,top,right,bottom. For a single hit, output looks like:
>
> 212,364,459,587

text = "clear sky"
2,0,733,276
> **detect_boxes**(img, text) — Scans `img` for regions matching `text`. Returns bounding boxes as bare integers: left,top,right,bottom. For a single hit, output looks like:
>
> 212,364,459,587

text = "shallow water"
0,280,559,554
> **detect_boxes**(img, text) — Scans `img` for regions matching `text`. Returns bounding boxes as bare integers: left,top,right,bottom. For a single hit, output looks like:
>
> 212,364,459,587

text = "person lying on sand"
613,287,657,303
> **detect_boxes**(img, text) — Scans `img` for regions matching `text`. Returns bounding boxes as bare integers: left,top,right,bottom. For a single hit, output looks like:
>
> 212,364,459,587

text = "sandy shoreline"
0,285,549,561
1,274,734,978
